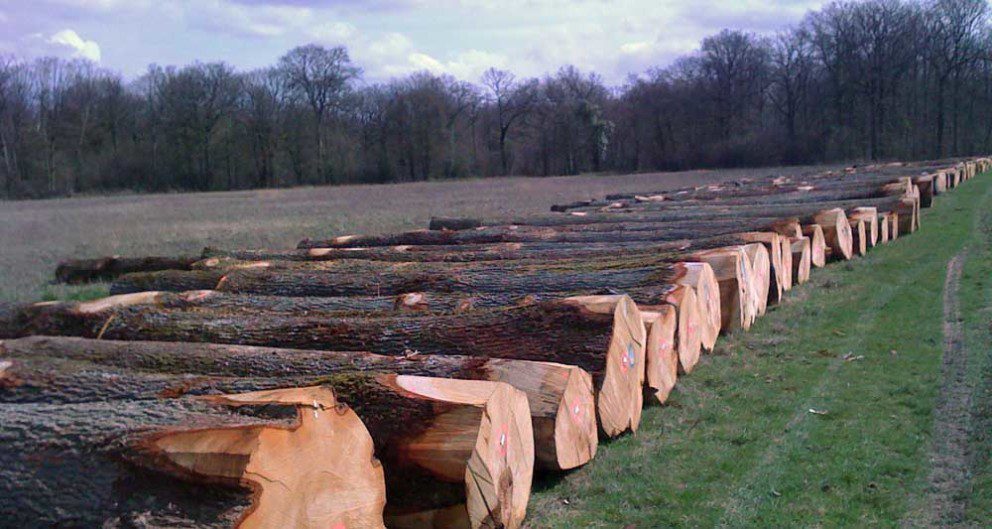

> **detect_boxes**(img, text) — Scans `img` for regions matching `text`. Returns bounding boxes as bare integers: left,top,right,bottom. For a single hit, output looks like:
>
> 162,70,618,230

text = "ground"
1,165,989,527
0,165,832,303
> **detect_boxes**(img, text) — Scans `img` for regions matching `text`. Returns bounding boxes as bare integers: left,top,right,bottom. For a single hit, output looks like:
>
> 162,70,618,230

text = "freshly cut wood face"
742,243,770,318
688,247,751,333
386,375,534,529
677,262,721,351
640,307,678,403
164,386,387,529
812,208,854,261
779,236,793,291
789,236,812,284
564,294,646,437
483,359,597,471
802,224,828,267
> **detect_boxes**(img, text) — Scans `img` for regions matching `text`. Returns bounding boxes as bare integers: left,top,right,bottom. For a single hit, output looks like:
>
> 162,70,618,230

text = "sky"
0,0,828,85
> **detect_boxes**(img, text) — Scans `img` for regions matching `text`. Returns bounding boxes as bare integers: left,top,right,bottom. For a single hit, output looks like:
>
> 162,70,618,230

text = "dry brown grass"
0,165,837,302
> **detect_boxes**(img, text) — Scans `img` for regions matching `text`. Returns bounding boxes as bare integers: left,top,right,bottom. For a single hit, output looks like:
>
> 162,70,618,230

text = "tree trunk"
684,246,753,333
110,269,226,295
0,339,386,528
640,307,678,404
811,208,854,261
2,295,646,438
197,256,692,301
3,335,591,472
55,255,199,284
790,236,811,285
847,207,878,247
1,336,534,529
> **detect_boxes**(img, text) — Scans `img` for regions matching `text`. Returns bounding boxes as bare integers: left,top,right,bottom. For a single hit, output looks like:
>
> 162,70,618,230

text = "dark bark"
55,256,199,284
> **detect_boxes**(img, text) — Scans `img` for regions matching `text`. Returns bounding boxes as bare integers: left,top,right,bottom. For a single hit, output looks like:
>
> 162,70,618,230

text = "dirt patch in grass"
907,253,972,527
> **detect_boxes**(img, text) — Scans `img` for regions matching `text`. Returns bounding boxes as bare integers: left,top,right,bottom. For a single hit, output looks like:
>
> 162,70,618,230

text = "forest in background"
0,0,990,199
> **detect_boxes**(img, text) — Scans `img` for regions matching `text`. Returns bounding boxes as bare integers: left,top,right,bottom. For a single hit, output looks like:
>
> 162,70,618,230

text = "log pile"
4,156,987,526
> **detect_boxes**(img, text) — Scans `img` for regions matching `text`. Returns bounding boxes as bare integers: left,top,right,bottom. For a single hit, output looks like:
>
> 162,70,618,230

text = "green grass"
525,173,992,528
960,193,992,524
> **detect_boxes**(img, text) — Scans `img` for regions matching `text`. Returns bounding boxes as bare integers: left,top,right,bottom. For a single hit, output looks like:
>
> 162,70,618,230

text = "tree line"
1,0,990,199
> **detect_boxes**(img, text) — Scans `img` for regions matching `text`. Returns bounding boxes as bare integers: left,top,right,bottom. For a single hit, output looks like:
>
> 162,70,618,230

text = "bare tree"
278,45,360,182
481,68,537,175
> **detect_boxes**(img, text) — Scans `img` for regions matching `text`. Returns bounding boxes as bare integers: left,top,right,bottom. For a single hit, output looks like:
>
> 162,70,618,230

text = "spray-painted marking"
497,425,509,457
570,402,585,425
620,343,637,371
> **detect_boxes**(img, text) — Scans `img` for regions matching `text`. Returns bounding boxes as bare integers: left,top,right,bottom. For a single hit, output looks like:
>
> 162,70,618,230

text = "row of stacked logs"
2,156,987,528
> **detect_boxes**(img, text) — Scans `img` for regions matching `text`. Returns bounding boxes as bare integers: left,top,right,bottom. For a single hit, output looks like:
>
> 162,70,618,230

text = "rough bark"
55,255,198,284
0,343,386,529
2,336,592,472
2,296,646,438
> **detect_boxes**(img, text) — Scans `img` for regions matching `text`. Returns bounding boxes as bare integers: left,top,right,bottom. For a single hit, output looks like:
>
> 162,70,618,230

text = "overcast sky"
0,0,828,84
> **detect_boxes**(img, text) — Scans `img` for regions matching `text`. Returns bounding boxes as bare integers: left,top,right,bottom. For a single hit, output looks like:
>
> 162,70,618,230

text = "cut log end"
813,208,854,261
678,262,721,351
176,387,387,529
790,236,812,284
640,307,678,404
482,359,597,471
566,295,645,437
802,224,828,267
383,376,534,529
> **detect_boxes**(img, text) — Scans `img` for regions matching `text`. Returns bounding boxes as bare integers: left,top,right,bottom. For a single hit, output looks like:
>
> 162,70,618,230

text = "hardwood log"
209,256,691,302
811,208,854,261
110,269,226,295
640,307,678,404
205,240,688,264
0,345,387,529
685,246,753,333
2,336,592,472
55,255,199,284
672,262,721,351
309,374,534,529
299,220,800,251
736,232,785,303
848,207,879,247
884,212,900,240
800,224,828,267
779,235,794,291
3,296,645,438
849,219,868,256
912,175,935,207
790,237,812,284
741,243,771,317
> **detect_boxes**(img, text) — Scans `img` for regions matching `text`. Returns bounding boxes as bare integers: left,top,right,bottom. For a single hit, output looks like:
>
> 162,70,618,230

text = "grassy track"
525,173,992,528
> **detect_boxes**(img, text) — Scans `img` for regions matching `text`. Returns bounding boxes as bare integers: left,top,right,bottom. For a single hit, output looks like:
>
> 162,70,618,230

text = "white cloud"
48,29,101,62
308,21,358,43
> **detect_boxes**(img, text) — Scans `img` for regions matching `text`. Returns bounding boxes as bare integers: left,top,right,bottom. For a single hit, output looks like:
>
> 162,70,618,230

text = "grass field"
524,173,992,527
0,165,836,303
